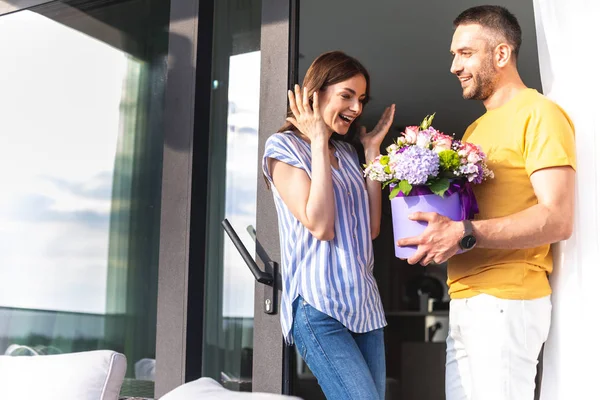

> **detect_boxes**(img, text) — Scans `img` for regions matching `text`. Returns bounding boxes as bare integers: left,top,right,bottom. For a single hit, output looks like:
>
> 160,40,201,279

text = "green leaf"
427,112,436,127
389,185,401,200
419,112,436,130
389,180,412,199
398,180,412,195
428,178,450,197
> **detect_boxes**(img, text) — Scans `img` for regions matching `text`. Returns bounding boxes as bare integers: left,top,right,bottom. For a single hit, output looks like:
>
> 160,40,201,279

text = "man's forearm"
472,203,573,249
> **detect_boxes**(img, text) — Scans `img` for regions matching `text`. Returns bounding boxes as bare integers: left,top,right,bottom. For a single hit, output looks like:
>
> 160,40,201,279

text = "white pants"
445,294,552,400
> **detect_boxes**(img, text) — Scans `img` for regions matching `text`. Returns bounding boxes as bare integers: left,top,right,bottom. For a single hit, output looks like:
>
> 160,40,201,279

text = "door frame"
253,0,299,394
155,0,213,396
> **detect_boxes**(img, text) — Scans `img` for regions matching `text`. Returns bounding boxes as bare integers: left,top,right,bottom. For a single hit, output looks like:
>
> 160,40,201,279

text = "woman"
262,51,395,400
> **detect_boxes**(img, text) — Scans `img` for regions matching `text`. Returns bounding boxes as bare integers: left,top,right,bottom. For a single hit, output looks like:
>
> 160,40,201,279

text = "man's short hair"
454,6,522,58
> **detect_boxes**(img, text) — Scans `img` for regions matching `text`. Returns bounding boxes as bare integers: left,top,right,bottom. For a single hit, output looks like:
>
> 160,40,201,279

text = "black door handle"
222,219,273,285
221,219,278,314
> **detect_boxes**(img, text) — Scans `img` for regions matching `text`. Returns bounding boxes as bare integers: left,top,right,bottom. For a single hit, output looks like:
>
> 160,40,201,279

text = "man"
396,5,576,400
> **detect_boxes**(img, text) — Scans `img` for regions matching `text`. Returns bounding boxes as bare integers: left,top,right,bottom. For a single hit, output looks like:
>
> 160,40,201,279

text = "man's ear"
495,43,513,67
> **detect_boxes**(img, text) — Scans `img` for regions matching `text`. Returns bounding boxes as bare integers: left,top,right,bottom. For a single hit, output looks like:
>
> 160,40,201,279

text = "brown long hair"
278,51,371,143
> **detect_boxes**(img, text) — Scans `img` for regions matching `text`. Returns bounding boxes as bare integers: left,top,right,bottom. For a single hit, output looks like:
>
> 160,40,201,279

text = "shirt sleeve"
524,101,577,176
262,133,306,184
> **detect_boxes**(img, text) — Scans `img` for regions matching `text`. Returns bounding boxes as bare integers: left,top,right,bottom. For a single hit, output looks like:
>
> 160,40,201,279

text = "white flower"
363,161,393,182
416,131,432,148
467,152,481,163
386,143,399,154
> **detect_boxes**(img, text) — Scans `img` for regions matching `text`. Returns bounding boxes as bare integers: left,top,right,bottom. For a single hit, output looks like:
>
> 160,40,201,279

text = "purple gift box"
391,182,478,259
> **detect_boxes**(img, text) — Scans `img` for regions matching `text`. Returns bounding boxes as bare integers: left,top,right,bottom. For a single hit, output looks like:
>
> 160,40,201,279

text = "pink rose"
403,126,419,144
433,135,452,153
458,142,477,156
430,131,444,141
457,143,481,163
467,143,481,154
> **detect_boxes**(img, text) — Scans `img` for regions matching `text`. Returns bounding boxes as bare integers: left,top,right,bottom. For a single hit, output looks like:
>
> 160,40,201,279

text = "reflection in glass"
203,0,262,391
222,51,261,320
0,1,169,397
204,50,261,391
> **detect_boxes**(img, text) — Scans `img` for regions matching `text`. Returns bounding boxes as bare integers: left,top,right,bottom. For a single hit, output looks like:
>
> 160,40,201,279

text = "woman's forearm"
365,147,382,239
304,138,336,240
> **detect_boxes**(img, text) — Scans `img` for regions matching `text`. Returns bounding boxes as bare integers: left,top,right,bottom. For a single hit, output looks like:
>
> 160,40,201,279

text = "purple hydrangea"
458,163,480,183
391,146,439,185
473,164,484,184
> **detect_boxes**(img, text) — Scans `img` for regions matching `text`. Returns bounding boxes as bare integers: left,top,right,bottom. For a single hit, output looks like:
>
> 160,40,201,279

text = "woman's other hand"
359,104,396,153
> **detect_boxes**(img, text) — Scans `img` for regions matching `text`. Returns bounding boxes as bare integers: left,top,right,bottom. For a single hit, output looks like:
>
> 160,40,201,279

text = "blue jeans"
291,297,386,400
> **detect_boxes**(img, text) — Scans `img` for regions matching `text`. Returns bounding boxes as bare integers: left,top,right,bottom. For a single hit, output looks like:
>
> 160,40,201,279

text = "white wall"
533,0,600,398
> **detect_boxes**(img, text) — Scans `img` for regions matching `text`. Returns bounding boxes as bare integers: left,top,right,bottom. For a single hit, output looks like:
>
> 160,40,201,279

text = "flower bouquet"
364,113,493,259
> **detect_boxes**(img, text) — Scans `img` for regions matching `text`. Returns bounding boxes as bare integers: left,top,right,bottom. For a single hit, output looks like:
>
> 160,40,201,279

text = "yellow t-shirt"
448,88,576,300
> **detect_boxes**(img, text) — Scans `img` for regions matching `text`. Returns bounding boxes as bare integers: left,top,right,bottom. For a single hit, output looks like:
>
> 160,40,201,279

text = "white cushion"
0,350,127,400
135,358,156,381
161,377,303,400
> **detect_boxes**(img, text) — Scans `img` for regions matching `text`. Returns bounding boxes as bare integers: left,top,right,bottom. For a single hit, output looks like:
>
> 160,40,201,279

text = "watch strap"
462,219,474,236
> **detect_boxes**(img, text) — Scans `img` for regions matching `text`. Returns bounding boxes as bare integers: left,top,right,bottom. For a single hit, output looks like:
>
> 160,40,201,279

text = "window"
0,1,170,397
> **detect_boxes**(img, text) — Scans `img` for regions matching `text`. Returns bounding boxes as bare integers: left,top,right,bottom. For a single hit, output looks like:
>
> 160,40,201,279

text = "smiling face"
450,24,499,101
318,74,367,135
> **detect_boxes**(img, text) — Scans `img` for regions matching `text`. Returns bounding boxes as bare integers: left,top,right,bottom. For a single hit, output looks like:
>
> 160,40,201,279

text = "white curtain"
533,0,600,398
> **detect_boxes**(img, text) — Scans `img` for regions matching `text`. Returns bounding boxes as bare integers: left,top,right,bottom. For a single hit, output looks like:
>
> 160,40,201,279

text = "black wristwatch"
458,219,477,251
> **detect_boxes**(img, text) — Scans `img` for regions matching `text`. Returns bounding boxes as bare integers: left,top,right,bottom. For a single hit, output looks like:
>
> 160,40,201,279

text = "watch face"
461,235,477,249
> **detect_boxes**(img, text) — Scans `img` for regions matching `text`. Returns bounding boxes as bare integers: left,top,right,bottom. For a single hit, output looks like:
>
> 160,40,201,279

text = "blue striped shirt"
262,131,387,344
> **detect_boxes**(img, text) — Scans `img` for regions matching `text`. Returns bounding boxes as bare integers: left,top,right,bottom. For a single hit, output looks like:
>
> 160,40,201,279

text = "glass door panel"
202,0,262,391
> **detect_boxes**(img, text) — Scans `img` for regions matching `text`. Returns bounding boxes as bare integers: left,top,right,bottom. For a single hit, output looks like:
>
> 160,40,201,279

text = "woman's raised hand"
286,84,330,142
359,104,396,151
